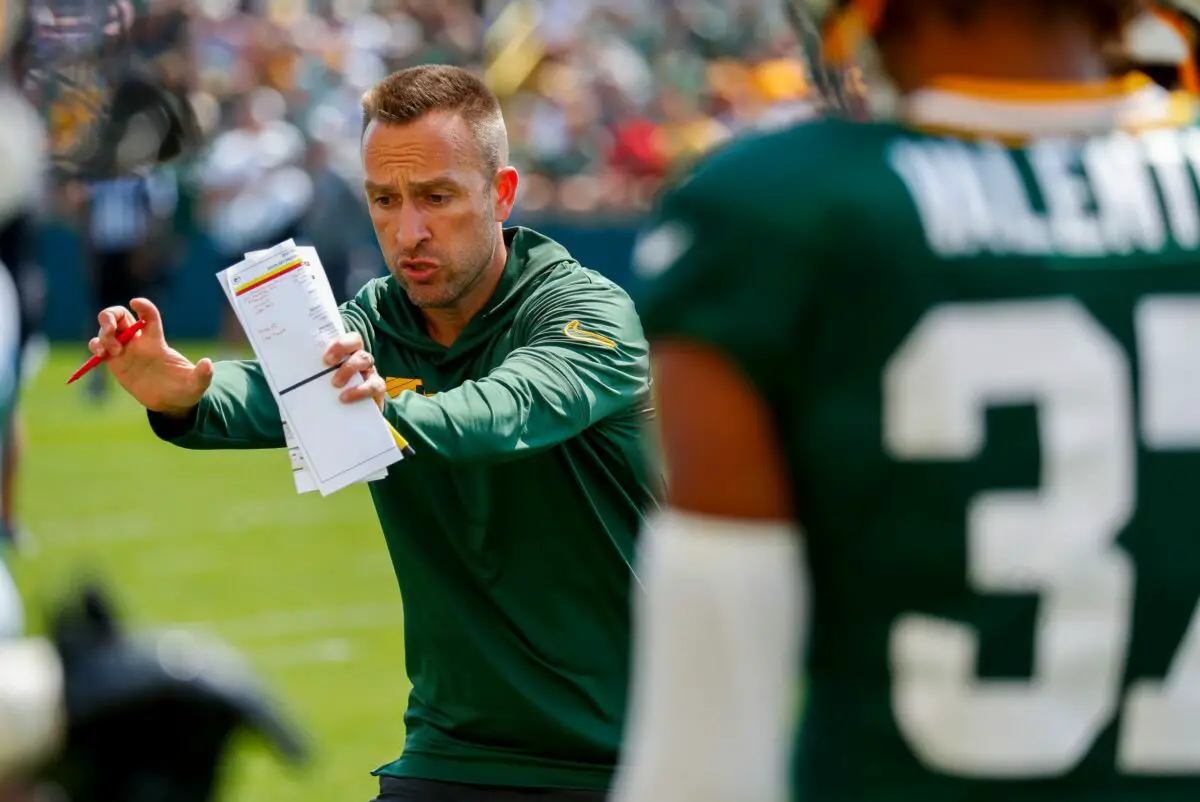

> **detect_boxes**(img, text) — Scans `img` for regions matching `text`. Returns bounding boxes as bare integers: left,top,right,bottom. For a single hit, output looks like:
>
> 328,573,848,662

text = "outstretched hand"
89,298,214,416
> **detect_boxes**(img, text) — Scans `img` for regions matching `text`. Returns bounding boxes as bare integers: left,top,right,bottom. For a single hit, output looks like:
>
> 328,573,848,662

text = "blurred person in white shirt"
195,86,312,356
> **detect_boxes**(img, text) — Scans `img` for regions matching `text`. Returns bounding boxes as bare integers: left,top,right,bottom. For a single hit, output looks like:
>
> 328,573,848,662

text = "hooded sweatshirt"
148,227,658,791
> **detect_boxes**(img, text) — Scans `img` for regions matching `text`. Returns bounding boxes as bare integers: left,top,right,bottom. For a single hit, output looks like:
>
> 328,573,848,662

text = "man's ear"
493,166,519,222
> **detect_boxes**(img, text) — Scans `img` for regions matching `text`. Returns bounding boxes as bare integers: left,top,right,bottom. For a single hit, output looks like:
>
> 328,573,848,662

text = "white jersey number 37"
883,297,1200,777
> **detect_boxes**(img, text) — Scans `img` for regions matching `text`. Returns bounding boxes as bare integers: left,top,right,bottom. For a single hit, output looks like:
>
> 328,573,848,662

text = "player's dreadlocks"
782,0,871,116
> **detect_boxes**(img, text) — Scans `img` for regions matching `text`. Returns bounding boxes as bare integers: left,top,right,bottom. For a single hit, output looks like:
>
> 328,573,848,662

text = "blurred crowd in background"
23,0,815,366
169,0,810,210
41,0,815,246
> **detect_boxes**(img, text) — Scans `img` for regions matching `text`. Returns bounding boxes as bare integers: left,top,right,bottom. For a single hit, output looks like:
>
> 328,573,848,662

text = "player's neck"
421,235,509,348
885,19,1113,93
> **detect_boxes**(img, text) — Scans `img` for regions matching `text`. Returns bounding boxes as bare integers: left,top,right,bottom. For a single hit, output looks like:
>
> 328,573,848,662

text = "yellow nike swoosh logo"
563,320,616,349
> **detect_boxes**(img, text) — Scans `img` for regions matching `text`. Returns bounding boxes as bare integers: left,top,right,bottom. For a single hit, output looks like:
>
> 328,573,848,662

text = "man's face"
362,111,506,309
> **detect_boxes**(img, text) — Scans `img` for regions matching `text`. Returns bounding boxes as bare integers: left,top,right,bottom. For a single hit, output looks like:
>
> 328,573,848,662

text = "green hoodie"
148,227,658,790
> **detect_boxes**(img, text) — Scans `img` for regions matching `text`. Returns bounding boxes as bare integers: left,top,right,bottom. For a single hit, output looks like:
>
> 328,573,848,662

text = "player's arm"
377,278,649,463
611,344,806,802
611,157,809,802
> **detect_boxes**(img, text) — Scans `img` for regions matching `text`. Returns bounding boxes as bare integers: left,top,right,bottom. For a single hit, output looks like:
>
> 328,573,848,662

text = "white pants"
0,256,23,638
0,561,22,639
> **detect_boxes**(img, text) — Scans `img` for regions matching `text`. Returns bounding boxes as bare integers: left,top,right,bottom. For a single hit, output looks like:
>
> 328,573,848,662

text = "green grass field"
9,342,413,802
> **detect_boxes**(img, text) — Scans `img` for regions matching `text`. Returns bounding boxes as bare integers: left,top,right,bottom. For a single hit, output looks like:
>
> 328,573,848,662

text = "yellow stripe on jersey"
926,72,1156,103
899,73,1197,144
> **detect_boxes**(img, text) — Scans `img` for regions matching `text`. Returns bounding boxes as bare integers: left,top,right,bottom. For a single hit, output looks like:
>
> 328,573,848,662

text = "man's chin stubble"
402,283,460,309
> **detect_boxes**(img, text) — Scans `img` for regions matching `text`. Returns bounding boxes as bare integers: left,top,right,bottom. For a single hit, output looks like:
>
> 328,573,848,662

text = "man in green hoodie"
86,64,657,802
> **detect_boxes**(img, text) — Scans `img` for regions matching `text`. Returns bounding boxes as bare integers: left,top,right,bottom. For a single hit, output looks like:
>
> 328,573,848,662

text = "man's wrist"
153,405,198,420
146,404,199,441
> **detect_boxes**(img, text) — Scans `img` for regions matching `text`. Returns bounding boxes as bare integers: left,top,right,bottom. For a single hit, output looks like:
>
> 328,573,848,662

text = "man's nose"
395,206,431,251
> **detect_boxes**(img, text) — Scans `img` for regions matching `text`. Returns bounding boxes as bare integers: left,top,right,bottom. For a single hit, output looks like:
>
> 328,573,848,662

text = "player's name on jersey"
888,128,1200,260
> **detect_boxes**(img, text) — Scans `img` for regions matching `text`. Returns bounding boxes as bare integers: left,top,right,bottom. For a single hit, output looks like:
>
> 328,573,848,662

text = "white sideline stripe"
167,601,401,641
127,606,397,667
30,512,156,545
255,637,355,668
35,499,368,546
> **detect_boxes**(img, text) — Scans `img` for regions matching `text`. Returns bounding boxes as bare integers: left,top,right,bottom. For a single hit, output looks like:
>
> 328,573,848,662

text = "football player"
612,1,1200,801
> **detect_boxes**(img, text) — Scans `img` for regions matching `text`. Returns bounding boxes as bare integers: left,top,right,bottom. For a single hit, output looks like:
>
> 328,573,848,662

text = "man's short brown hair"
361,64,509,178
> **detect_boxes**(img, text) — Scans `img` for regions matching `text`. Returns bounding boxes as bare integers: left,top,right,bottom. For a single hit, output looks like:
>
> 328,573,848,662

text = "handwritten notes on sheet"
218,240,404,495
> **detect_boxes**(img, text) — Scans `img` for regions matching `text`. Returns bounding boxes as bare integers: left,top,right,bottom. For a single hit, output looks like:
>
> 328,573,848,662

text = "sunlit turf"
11,342,411,802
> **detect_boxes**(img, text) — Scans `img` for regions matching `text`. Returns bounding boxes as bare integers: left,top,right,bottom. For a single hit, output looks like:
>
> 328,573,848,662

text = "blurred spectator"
193,86,312,355
298,134,372,304
77,166,179,401
653,86,730,171
186,0,816,215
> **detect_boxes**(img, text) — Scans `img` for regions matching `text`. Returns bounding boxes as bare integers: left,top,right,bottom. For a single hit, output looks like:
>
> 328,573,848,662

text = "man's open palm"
89,298,214,416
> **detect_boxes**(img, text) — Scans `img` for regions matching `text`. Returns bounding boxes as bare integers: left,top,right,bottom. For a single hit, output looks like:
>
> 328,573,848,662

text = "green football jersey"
634,79,1200,801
